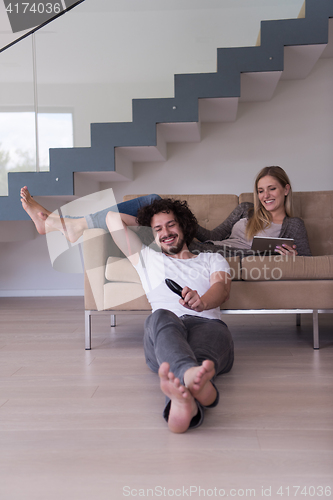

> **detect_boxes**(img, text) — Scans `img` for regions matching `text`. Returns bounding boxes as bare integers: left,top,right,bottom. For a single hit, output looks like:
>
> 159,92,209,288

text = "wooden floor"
0,297,332,500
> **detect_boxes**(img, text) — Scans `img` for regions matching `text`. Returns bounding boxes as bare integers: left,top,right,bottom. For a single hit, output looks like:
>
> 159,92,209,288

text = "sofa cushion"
105,256,141,283
241,255,333,281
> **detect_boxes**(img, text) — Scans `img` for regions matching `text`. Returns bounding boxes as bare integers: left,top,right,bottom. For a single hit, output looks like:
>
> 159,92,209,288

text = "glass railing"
0,36,35,196
0,0,81,195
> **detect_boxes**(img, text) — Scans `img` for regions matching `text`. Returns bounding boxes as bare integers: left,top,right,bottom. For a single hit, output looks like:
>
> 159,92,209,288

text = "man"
106,198,234,433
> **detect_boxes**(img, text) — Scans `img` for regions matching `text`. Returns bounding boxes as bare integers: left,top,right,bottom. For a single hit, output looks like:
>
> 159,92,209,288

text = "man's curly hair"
136,198,198,246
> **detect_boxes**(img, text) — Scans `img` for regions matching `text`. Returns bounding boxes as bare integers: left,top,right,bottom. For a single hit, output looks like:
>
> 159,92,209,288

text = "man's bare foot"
159,362,198,433
20,186,51,235
184,360,217,407
20,186,87,243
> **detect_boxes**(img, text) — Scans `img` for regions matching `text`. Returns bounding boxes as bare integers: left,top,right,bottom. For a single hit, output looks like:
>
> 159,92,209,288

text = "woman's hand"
275,243,298,256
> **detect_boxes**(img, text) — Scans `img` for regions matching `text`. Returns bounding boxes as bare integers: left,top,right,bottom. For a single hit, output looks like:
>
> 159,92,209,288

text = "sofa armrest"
83,228,122,311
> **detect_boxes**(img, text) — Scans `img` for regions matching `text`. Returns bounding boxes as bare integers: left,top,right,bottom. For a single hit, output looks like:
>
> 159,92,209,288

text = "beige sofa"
83,191,333,350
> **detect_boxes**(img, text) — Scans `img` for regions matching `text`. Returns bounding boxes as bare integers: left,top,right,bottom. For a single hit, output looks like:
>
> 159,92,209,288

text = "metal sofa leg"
85,310,92,350
111,314,116,327
313,309,319,350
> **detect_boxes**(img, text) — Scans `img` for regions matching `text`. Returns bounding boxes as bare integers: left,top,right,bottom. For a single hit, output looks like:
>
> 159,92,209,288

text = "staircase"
1,0,332,223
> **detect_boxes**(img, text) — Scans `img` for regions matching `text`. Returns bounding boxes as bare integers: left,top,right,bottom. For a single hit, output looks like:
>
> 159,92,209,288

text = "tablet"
251,236,295,253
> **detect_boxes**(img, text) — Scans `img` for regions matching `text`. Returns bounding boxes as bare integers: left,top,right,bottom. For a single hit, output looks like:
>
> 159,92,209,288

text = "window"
0,111,73,195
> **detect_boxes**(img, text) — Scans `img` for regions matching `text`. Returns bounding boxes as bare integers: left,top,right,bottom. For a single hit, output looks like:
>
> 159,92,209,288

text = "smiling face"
151,211,186,256
257,175,290,217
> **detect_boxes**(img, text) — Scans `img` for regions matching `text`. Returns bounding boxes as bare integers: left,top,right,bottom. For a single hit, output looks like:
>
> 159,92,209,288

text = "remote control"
165,278,183,297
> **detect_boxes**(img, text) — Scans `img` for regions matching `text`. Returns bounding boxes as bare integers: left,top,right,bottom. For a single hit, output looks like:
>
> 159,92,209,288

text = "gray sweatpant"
143,309,234,429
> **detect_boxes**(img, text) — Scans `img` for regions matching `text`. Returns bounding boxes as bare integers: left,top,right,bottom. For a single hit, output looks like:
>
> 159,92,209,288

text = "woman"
190,166,312,257
20,166,311,256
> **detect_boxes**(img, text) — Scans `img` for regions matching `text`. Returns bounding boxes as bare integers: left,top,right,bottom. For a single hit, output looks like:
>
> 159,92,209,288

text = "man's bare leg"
183,360,217,407
43,212,88,243
159,362,198,433
20,186,88,243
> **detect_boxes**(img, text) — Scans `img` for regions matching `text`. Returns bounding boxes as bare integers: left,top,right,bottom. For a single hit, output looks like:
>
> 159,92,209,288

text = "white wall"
0,0,332,296
0,235,84,296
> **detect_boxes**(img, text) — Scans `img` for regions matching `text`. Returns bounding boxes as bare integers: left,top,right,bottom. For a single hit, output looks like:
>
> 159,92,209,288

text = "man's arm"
106,211,142,266
180,271,231,313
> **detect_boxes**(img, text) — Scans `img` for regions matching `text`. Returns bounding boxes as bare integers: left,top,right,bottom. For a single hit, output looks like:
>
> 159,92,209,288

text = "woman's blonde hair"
246,166,293,239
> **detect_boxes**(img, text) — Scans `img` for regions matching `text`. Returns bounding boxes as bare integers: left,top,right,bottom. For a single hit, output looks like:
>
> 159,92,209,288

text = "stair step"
116,126,167,162
157,122,201,143
198,98,238,123
322,18,333,57
240,72,282,102
281,44,327,80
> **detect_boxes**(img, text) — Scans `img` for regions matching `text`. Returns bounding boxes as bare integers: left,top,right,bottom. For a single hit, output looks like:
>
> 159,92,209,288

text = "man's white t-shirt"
133,245,230,320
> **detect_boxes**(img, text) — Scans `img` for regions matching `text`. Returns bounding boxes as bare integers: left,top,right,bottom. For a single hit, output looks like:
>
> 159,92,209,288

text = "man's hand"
179,271,231,312
180,287,205,313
